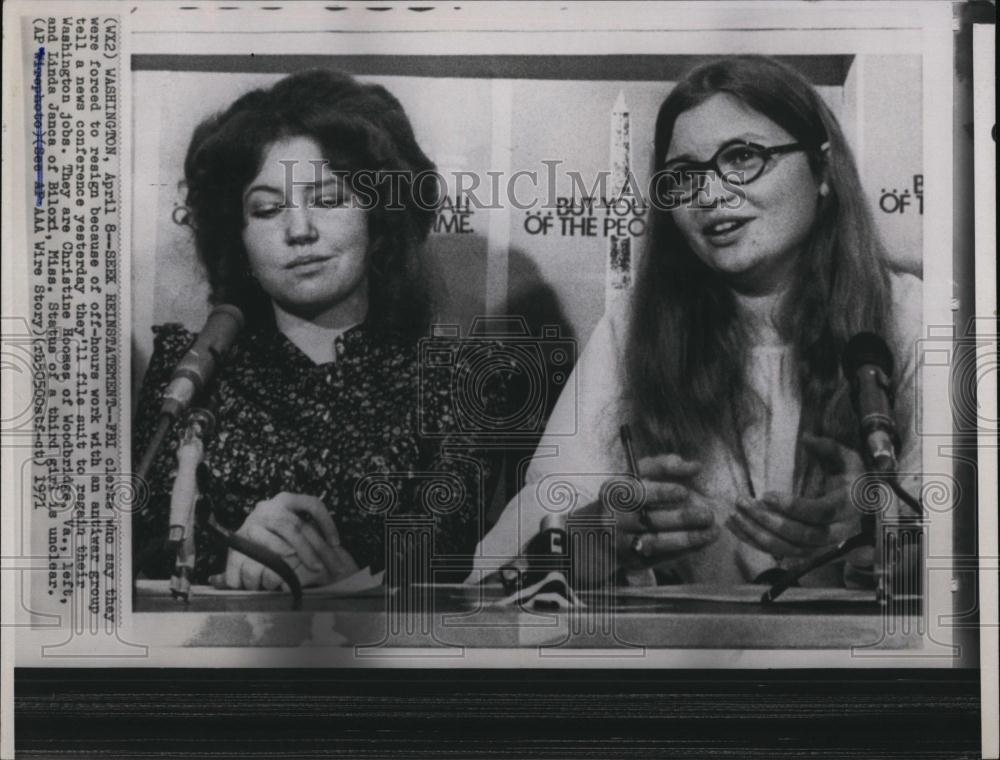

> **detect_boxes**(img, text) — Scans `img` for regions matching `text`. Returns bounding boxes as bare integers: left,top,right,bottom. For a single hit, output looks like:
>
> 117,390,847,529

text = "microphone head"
206,304,245,338
209,303,245,328
201,304,245,355
842,332,894,378
159,304,245,419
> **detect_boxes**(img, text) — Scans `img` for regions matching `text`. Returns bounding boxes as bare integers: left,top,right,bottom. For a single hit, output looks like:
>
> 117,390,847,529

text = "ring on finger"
630,535,649,561
638,506,653,530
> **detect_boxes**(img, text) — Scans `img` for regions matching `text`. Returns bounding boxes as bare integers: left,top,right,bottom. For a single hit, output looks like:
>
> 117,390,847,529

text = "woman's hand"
725,433,865,559
603,454,722,571
222,492,359,590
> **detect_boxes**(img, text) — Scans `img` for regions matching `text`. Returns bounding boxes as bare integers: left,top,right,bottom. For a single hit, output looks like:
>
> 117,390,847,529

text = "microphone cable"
206,512,303,611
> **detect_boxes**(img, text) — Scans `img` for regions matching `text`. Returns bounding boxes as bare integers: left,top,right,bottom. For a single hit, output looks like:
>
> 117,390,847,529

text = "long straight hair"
626,56,892,460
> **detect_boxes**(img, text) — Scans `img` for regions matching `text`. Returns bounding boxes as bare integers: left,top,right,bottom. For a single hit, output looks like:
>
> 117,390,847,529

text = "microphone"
135,304,243,502
763,332,923,605
842,332,899,473
160,304,244,419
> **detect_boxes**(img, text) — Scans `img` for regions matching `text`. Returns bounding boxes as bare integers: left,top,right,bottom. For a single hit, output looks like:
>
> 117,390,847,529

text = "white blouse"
471,272,923,586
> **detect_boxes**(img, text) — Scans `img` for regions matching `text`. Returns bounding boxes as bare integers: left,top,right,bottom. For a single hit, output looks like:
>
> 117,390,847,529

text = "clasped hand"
725,433,865,560
603,454,722,570
221,492,359,590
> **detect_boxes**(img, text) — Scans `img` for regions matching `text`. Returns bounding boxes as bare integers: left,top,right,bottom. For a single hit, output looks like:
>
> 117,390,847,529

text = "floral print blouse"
133,321,507,584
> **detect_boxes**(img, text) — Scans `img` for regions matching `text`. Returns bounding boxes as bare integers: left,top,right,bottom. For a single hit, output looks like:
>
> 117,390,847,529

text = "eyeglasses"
657,140,807,205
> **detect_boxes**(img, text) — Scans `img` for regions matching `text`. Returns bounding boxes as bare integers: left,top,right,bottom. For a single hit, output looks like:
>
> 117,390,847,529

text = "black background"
16,668,981,758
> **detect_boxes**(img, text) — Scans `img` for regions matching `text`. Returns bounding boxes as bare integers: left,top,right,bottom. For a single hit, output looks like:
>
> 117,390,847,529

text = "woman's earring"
818,141,831,198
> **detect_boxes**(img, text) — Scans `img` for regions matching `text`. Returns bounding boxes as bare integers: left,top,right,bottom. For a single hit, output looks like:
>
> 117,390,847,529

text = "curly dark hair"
179,69,440,337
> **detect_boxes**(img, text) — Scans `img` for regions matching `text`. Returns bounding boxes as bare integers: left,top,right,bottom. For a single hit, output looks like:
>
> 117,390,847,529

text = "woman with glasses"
473,55,921,588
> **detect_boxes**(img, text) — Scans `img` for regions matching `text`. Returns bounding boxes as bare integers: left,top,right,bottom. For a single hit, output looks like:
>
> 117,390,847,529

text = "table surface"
133,581,923,650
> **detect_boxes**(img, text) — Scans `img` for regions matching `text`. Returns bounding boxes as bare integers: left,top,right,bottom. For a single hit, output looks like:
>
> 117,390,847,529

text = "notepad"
137,567,385,598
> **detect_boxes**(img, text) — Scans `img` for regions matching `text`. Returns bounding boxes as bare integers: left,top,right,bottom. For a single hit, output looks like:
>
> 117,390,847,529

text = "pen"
619,424,639,478
620,424,651,539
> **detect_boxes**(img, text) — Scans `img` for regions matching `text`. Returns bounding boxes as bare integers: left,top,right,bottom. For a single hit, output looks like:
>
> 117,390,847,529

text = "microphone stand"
134,345,227,483
761,468,922,605
132,306,305,609
136,414,173,484
169,409,304,610
166,409,212,602
136,405,304,611
761,528,872,604
134,332,229,573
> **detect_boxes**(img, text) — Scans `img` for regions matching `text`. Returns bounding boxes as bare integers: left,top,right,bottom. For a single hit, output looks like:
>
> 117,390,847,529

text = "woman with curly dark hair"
134,70,500,590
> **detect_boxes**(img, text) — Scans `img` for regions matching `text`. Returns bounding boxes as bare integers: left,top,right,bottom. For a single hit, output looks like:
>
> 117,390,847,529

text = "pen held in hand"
619,424,639,478
619,424,651,530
